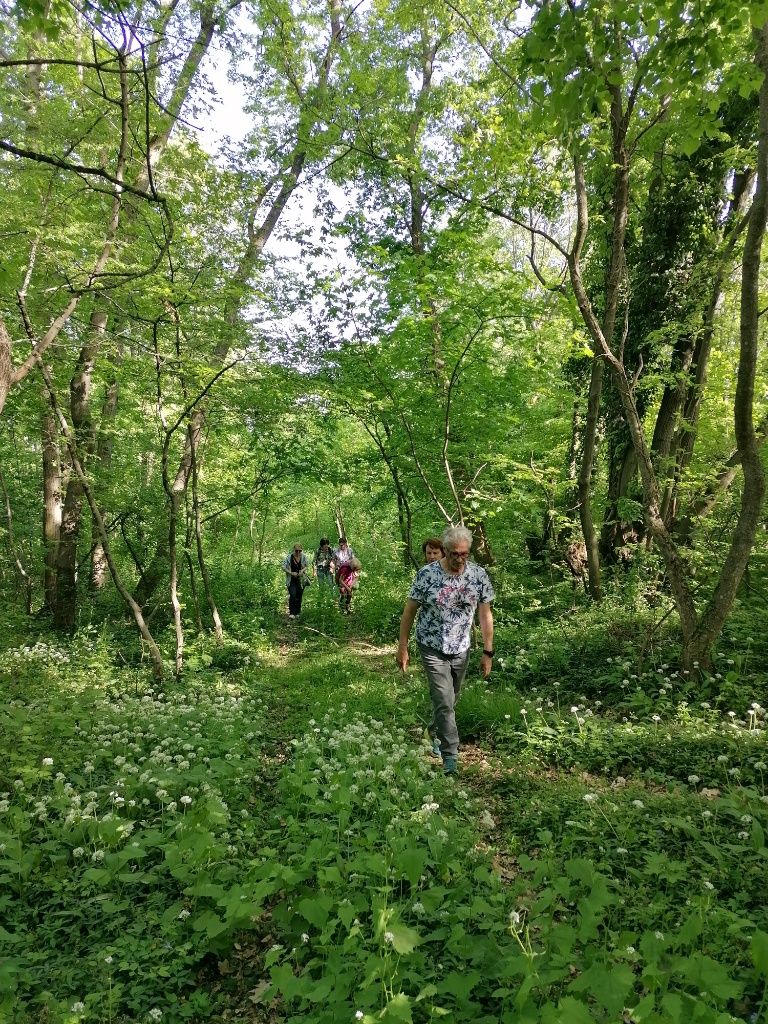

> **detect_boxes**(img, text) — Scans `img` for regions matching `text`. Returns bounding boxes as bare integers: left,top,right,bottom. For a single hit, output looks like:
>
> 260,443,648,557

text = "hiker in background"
422,537,445,564
338,556,361,614
333,536,356,585
396,526,494,775
314,537,335,584
282,543,310,619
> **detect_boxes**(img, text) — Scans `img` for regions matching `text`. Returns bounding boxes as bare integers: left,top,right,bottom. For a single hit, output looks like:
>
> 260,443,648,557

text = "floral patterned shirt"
408,560,495,654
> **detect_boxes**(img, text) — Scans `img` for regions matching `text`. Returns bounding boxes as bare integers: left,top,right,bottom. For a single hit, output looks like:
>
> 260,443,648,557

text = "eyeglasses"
447,549,470,559
294,548,302,552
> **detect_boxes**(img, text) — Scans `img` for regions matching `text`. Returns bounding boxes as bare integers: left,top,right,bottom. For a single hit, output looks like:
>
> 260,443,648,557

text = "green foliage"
2,586,768,1022
0,639,271,1022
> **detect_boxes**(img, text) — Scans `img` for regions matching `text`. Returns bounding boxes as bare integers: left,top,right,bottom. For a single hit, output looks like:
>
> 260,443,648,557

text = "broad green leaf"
751,930,768,975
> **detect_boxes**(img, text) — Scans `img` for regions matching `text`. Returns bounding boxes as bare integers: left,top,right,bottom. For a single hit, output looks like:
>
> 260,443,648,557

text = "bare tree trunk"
190,425,223,639
0,318,11,417
0,465,33,613
39,363,163,677
335,501,346,540
395,486,416,567
577,355,604,597
257,495,270,569
91,356,120,589
168,492,184,675
52,314,104,628
469,520,494,566
184,547,204,633
41,395,61,610
183,498,204,633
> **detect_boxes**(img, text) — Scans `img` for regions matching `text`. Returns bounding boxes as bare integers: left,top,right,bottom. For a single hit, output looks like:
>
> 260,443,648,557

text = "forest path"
263,611,513,792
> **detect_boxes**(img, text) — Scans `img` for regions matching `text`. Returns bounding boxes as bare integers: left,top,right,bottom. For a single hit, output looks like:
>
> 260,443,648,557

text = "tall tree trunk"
190,426,223,639
40,364,163,676
168,492,183,675
0,466,33,613
41,395,62,610
395,486,416,567
469,520,494,566
681,26,768,667
577,355,604,597
566,27,768,668
0,318,11,417
91,354,120,589
603,164,753,549
51,314,104,628
54,3,222,613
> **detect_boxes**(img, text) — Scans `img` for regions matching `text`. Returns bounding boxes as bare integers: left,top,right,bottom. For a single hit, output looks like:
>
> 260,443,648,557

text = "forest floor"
2,615,768,1024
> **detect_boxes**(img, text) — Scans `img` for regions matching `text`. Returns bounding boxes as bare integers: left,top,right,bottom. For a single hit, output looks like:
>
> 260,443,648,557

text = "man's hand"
480,653,492,679
397,599,419,673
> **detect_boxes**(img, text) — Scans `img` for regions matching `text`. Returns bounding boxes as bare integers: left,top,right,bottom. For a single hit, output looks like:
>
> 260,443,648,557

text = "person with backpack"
314,537,335,585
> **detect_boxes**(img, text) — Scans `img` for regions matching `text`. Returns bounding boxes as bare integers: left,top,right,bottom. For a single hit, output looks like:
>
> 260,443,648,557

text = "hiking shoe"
429,737,442,758
442,755,458,776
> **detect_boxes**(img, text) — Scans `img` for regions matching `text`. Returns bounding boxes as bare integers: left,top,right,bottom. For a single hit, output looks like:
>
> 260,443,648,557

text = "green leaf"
675,913,703,947
751,818,766,852
382,993,413,1021
298,895,331,928
438,970,482,999
386,923,421,955
543,996,594,1023
751,930,768,975
569,962,634,1015
394,847,428,886
677,953,743,1002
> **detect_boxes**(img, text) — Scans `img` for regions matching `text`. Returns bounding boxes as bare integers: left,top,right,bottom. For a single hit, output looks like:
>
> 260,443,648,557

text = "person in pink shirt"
337,556,361,614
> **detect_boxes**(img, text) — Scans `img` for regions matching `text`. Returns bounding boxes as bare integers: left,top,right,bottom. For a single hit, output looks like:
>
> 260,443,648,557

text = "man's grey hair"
442,525,473,551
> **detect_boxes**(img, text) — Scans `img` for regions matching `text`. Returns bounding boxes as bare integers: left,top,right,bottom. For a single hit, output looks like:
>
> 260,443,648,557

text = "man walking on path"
396,526,494,775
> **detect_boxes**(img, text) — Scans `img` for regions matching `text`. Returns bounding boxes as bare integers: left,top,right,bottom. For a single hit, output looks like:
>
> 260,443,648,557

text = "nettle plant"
0,653,269,1023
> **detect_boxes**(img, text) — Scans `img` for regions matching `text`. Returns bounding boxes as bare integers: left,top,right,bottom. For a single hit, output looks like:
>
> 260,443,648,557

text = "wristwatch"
483,649,494,658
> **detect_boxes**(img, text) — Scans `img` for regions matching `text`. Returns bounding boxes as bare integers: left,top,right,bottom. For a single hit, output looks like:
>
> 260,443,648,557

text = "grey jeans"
418,644,470,758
